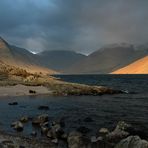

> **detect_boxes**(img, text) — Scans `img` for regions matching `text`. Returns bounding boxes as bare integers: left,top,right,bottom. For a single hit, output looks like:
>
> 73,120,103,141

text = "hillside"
112,56,148,74
37,50,86,72
0,37,56,74
66,44,148,74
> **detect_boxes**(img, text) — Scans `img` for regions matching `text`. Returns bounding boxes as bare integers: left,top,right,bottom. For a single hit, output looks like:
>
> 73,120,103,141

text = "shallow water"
0,74,147,137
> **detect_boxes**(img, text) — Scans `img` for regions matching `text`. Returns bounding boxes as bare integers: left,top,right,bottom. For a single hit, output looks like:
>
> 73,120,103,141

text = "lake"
0,74,148,138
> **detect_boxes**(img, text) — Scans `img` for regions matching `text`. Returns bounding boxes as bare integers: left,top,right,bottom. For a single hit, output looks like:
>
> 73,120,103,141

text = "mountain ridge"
0,37,57,74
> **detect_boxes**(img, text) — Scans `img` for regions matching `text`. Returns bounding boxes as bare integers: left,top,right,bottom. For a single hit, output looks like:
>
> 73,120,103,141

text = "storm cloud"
0,0,148,54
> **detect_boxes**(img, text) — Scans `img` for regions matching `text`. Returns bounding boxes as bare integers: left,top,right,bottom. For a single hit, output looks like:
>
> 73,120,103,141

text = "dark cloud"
0,0,148,54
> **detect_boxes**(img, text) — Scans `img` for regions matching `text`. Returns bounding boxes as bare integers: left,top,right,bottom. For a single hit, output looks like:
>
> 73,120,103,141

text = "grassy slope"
112,56,148,74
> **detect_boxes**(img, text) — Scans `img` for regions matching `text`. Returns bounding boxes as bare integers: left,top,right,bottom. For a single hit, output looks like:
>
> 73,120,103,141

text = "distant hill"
66,44,148,74
37,50,86,72
112,56,148,74
0,37,56,74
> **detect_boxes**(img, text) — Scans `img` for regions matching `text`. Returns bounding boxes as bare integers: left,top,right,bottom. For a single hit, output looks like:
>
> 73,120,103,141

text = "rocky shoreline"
0,117,148,148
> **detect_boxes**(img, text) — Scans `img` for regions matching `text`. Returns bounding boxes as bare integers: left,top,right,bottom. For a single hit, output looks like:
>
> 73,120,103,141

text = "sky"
0,0,148,54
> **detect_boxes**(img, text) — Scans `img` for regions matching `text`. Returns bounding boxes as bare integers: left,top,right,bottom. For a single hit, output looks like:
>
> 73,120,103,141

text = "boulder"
115,136,148,148
68,131,91,148
32,114,49,125
106,121,130,143
11,121,23,131
47,124,64,139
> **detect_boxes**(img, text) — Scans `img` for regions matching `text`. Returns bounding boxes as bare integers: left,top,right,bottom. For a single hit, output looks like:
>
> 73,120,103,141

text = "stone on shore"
115,136,148,148
68,131,91,148
106,121,130,143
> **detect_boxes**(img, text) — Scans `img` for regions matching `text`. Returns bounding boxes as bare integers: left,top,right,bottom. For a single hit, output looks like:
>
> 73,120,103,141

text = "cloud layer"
0,0,148,54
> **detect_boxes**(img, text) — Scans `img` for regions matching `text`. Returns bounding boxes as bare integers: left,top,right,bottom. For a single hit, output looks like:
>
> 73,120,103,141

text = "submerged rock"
77,126,90,134
83,117,93,123
115,136,148,148
8,102,18,106
38,106,49,110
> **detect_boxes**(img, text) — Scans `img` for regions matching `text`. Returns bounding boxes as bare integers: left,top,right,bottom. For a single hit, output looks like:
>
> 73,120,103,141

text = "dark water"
0,75,148,137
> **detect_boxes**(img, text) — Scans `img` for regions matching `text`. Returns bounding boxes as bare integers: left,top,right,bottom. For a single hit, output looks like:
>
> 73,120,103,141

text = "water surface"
0,74,147,137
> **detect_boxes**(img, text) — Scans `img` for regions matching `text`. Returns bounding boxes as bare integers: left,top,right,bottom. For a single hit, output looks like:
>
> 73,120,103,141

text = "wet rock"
107,129,129,144
99,128,109,137
38,106,49,110
61,133,68,140
1,140,15,148
41,126,49,135
51,118,65,128
47,130,53,138
68,131,91,148
83,117,93,123
19,146,25,148
106,121,131,144
31,131,37,137
32,114,49,125
115,121,131,131
115,136,148,148
11,121,24,131
77,126,90,134
8,102,18,106
47,124,64,139
52,124,64,138
91,136,102,143
51,139,58,144
29,90,36,94
91,140,114,148
40,122,49,127
20,116,29,123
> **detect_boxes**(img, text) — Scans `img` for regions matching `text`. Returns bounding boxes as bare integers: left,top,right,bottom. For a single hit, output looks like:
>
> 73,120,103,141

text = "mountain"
0,37,56,74
37,50,86,72
112,56,148,74
66,44,148,74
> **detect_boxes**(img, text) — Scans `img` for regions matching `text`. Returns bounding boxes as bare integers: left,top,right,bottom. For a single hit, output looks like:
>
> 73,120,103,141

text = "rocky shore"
0,117,148,148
